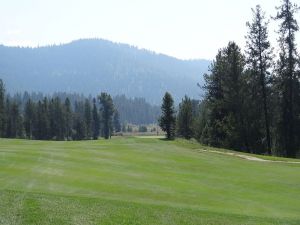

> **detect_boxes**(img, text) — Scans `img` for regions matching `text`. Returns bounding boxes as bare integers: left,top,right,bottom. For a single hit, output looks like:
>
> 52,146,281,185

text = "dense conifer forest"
165,1,300,158
0,81,117,140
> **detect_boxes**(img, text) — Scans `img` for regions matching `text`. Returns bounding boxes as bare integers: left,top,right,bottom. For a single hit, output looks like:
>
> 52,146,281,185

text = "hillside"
0,137,299,224
0,39,210,104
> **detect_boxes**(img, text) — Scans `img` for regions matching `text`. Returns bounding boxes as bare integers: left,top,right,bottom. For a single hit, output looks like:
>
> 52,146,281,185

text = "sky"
0,0,299,60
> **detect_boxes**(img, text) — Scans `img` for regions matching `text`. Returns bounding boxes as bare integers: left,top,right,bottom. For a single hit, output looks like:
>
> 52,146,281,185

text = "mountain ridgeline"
0,39,210,104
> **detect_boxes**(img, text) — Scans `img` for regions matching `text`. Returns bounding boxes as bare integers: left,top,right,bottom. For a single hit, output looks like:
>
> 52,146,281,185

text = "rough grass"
0,137,299,225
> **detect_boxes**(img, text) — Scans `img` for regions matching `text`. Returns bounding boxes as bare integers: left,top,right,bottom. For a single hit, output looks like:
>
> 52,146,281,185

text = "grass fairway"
0,137,299,225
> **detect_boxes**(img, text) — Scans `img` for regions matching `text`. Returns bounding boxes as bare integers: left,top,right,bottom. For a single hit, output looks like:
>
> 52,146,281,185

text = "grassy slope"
0,137,299,225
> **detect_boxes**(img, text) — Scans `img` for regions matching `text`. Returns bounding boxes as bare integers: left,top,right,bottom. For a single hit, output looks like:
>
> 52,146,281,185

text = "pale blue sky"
0,0,298,59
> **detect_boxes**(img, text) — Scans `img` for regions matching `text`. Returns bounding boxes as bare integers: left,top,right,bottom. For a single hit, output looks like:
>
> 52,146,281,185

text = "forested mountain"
0,39,210,104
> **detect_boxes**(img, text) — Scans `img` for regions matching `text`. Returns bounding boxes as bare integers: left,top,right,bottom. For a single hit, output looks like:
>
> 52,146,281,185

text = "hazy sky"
0,0,299,59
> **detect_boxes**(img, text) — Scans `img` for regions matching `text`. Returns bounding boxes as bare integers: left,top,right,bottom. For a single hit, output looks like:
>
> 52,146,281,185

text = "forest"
161,1,300,158
0,85,119,140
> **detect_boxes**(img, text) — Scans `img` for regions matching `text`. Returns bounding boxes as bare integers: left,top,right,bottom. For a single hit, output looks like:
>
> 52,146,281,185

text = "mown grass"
0,137,299,225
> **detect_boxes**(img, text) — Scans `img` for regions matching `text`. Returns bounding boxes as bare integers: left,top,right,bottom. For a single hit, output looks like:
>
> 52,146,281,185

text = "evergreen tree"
241,69,268,154
73,115,86,140
10,101,23,138
84,99,92,138
158,92,176,140
122,123,126,133
193,100,209,143
5,98,12,138
113,110,121,133
127,125,133,133
92,98,100,140
245,5,273,154
24,99,36,139
0,79,6,137
49,97,65,140
57,97,65,140
64,98,73,140
203,42,247,151
73,101,87,139
99,93,114,139
177,96,194,139
48,99,55,139
202,51,226,147
33,98,49,140
42,97,50,139
273,0,300,157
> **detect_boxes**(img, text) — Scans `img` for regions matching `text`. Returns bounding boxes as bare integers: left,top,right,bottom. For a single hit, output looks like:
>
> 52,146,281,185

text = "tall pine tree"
113,110,121,133
64,98,73,140
24,99,36,139
274,0,300,157
177,96,194,139
158,92,176,140
92,98,100,140
84,99,92,139
245,5,273,154
203,42,247,151
99,93,114,139
0,79,5,137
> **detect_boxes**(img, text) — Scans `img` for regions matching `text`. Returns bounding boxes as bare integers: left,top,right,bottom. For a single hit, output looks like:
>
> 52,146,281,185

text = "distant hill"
0,39,210,104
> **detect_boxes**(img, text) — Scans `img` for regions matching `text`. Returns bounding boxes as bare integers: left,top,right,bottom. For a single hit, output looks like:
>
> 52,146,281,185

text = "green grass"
0,137,299,225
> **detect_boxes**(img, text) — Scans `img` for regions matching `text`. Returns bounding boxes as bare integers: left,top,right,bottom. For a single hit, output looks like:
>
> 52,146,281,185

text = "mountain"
0,39,210,104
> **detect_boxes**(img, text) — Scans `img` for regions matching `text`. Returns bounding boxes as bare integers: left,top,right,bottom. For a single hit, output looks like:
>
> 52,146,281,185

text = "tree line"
159,0,300,158
113,95,160,124
0,82,120,140
1,92,159,125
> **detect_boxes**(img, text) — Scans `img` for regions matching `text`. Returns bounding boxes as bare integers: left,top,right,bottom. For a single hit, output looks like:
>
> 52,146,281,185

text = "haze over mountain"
0,39,210,104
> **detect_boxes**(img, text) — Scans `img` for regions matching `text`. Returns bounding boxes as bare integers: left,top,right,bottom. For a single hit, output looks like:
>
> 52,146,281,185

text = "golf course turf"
0,137,299,225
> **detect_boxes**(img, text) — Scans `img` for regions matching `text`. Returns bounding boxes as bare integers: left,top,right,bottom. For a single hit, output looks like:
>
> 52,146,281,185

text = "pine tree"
203,42,247,151
202,51,226,147
92,98,100,140
0,79,6,137
24,99,36,139
274,0,300,157
158,92,176,140
84,99,92,139
99,93,114,139
113,110,121,133
49,97,65,140
64,98,73,140
177,96,194,139
5,98,11,138
193,100,209,143
73,115,86,140
58,97,65,140
122,123,127,133
10,101,23,138
73,101,87,140
245,5,273,154
33,97,50,140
